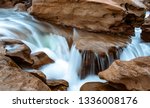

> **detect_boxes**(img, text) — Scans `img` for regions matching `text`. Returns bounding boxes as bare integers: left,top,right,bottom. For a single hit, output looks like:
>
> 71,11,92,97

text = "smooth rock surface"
31,51,54,69
28,0,146,34
0,39,33,67
99,56,150,91
74,29,129,53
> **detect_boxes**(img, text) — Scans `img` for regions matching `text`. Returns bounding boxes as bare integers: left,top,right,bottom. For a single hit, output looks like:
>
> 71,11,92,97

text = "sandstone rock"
142,15,150,42
30,70,47,83
144,0,150,10
80,82,118,91
74,29,129,79
99,56,150,91
28,0,146,34
0,55,50,91
14,3,27,11
0,39,33,67
31,51,54,69
0,0,26,8
46,80,69,91
0,0,14,8
75,29,129,53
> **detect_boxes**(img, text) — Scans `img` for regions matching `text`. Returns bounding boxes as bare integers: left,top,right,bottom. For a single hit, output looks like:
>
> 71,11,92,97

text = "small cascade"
0,9,105,91
79,46,122,79
120,11,150,60
145,11,150,18
2,9,149,91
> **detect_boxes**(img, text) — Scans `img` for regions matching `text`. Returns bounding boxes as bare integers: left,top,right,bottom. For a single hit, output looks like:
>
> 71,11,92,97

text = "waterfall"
0,9,104,91
1,9,148,90
120,11,150,60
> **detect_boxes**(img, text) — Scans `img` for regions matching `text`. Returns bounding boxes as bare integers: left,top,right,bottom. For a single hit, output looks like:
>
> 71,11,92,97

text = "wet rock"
0,0,26,8
80,82,118,91
28,0,146,34
144,0,150,10
29,70,47,83
14,3,27,11
99,56,150,91
46,80,69,91
0,39,33,67
141,31,150,42
0,55,50,91
75,29,128,79
75,29,129,53
31,51,54,69
142,15,150,42
0,0,14,8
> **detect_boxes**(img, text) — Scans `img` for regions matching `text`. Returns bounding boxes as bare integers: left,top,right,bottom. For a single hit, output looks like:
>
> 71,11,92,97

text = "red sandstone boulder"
99,56,150,91
0,55,51,91
0,39,33,67
31,51,54,69
28,0,146,34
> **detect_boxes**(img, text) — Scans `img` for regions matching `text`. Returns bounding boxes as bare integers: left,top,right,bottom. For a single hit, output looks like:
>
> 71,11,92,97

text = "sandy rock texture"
28,0,146,34
99,56,150,91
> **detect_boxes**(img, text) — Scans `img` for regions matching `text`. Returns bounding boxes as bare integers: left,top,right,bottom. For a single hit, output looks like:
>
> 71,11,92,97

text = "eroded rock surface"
0,39,33,67
74,29,129,79
99,56,150,91
0,55,51,91
142,15,150,42
0,0,30,8
31,51,54,69
28,0,146,34
46,80,69,91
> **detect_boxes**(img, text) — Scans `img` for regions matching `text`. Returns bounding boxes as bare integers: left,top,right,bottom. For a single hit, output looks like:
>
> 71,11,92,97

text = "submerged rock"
0,55,51,91
28,0,146,34
99,56,150,91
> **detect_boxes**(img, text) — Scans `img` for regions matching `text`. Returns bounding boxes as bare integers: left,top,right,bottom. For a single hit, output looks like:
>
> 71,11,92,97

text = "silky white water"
0,9,104,91
120,11,150,61
1,9,149,90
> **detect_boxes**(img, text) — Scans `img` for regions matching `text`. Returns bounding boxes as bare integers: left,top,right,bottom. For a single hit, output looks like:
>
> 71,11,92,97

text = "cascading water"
1,8,149,90
0,9,104,91
120,11,150,60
